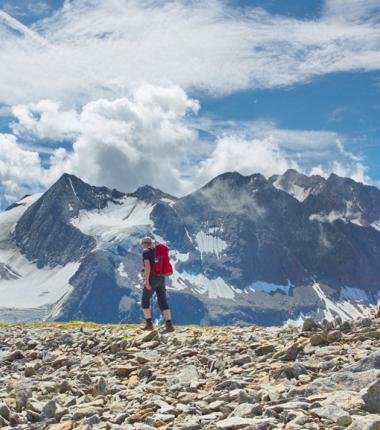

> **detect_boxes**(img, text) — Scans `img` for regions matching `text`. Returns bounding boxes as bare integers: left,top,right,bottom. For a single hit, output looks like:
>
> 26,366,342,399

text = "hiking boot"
143,321,154,331
165,321,175,332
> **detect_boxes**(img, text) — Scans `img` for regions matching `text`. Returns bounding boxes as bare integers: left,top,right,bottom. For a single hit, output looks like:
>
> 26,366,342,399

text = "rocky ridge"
2,170,380,325
1,311,380,429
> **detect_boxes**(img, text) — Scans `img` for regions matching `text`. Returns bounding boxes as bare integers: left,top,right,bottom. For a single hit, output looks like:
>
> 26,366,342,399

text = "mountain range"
0,169,379,325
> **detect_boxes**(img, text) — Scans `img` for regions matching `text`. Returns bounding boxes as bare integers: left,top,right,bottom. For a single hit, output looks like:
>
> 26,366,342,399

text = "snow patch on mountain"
0,192,79,316
160,198,175,207
71,197,154,248
312,283,376,321
117,262,128,278
195,231,228,260
340,286,373,302
171,251,190,263
67,176,79,201
0,252,78,309
173,270,236,299
0,194,42,243
283,313,306,328
273,180,311,202
248,280,293,295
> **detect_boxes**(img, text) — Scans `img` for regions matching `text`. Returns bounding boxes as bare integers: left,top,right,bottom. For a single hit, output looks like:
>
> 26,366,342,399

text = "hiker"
140,236,174,332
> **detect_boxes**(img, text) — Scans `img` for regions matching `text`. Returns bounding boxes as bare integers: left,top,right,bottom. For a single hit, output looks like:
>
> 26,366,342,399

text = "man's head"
141,236,153,249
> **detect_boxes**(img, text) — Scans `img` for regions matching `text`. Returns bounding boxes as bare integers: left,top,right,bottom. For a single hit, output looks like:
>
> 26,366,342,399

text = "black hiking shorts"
141,275,169,311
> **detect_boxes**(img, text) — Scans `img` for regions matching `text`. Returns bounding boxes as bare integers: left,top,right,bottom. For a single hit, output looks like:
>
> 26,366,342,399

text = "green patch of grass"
175,324,222,331
0,321,144,330
0,320,223,331
0,323,12,329
42,321,144,330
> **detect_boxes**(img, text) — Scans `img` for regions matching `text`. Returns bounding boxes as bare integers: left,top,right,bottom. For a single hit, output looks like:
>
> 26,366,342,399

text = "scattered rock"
359,317,373,328
348,414,380,430
72,406,100,420
0,315,378,429
115,365,138,377
42,399,57,419
175,365,199,386
215,416,257,429
24,366,35,377
327,329,342,342
340,321,352,332
59,379,72,393
273,342,303,361
231,402,262,417
6,350,24,361
134,330,158,344
0,403,10,420
51,354,68,368
362,379,380,413
312,405,351,426
255,344,275,356
93,376,108,396
303,318,318,331
310,333,327,346
46,421,74,430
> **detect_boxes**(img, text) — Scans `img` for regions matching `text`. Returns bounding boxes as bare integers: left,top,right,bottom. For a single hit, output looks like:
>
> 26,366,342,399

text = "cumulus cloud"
1,82,374,206
0,134,46,203
193,127,373,187
0,0,380,105
11,100,80,141
195,135,300,187
6,82,200,196
310,160,372,184
306,139,371,184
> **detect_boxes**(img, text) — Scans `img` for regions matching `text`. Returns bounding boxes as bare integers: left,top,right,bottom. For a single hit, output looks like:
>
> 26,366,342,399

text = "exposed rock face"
0,313,379,429
54,250,141,324
14,174,124,268
269,169,326,202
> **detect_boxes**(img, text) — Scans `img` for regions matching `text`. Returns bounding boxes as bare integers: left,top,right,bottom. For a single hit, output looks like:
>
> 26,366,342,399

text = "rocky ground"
0,313,380,430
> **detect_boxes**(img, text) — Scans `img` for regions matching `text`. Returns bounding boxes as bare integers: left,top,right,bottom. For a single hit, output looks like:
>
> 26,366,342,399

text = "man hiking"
141,236,174,332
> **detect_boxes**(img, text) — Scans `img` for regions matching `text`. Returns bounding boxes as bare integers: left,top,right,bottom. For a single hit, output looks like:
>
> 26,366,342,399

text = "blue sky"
0,0,379,208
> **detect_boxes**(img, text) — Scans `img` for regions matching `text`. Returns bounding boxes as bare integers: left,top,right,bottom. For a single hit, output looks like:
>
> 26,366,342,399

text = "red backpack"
153,243,173,276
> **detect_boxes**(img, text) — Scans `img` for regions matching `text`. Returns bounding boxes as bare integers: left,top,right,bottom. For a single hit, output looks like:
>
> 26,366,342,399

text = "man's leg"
141,286,154,330
143,308,152,319
155,276,174,331
163,309,172,322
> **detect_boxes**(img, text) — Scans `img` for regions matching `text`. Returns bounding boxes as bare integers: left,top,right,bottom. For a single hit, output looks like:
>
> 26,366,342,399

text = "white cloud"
336,139,363,162
0,134,46,202
310,160,372,184
1,82,375,205
0,0,51,20
195,135,300,186
6,82,200,196
11,100,80,141
0,0,380,105
323,0,380,24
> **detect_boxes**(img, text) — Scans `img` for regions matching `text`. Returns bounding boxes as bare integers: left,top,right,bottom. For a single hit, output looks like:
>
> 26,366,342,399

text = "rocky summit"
1,313,380,430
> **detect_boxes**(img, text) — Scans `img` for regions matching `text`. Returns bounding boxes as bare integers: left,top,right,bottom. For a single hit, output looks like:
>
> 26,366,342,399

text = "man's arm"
144,259,152,290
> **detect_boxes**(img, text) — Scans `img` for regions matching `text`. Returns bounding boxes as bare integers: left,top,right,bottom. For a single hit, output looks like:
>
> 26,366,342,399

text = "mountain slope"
0,170,379,325
14,174,124,267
